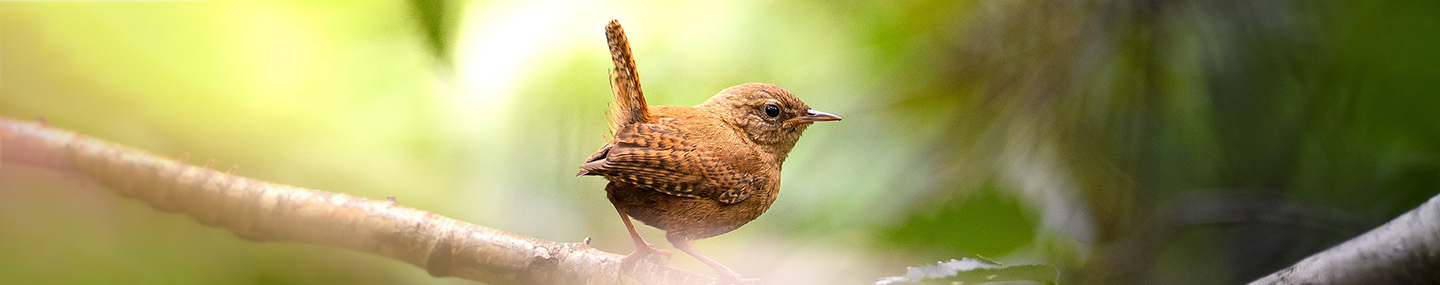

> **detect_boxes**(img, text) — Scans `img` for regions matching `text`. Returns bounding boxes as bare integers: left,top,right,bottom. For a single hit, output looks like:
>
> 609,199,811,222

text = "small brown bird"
577,20,840,283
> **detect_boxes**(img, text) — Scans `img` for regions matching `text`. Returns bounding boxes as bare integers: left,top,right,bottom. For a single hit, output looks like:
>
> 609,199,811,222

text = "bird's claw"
618,242,671,271
635,241,671,260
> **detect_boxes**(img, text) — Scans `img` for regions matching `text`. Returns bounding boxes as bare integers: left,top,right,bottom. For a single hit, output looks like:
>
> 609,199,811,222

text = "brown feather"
605,20,652,131
581,21,840,282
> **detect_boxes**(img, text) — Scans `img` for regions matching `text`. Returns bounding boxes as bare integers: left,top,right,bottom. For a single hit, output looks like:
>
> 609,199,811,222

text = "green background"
2,0,1437,284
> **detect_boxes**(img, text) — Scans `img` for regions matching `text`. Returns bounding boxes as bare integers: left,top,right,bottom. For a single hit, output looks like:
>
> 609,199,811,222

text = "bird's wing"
580,121,704,198
578,120,756,204
699,162,763,204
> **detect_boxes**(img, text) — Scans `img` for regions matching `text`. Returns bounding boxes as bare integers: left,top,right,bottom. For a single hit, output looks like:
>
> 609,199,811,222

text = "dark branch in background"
0,118,712,285
1250,193,1440,284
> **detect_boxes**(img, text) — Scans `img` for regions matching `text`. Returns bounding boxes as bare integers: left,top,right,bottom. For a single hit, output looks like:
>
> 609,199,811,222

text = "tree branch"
1249,193,1440,284
0,117,713,285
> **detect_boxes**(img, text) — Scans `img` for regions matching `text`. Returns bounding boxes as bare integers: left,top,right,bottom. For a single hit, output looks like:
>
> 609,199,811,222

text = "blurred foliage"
407,0,462,62
1,0,1438,284
884,182,1036,258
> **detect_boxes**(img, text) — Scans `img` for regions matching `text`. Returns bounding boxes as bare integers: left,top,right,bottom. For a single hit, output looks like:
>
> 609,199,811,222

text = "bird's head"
699,83,841,160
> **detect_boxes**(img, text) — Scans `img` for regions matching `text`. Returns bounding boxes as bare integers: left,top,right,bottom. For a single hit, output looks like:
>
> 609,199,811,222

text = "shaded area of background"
1,0,1437,284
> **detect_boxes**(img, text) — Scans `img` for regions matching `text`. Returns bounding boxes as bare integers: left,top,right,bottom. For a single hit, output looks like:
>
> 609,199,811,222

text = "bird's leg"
611,203,670,272
667,233,759,284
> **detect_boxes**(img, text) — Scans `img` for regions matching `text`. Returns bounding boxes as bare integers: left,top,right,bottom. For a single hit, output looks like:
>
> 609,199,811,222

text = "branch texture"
1250,193,1440,284
0,117,712,285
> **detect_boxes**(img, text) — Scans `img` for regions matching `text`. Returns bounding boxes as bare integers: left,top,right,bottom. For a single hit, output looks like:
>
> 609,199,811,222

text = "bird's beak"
799,109,842,122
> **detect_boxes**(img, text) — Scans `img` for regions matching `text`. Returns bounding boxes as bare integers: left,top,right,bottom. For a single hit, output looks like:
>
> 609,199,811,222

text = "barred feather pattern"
605,19,652,131
578,118,760,204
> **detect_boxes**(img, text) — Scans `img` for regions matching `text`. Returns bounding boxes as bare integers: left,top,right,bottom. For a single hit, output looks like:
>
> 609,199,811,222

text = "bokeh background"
2,0,1438,284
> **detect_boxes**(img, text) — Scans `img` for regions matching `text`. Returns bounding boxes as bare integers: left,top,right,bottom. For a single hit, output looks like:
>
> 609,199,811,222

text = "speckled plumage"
578,20,840,283
579,103,779,239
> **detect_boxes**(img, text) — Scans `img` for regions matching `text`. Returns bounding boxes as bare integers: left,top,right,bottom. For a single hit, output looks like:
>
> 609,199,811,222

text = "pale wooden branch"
1249,193,1440,284
0,117,713,285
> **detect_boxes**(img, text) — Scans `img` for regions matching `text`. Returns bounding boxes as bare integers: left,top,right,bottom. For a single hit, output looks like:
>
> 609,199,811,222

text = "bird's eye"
763,104,780,118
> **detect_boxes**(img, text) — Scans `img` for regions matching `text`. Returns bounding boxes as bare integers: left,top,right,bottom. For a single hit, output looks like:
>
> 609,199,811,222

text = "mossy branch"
0,117,712,285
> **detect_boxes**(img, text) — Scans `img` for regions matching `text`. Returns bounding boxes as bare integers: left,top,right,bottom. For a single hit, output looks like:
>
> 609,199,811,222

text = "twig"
0,117,713,285
1249,193,1440,284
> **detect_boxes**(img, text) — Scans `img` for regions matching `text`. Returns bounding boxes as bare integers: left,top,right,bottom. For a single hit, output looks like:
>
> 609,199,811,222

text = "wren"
577,20,840,283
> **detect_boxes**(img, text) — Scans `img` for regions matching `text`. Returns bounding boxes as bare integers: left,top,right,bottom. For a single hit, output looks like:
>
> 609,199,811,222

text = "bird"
577,19,841,283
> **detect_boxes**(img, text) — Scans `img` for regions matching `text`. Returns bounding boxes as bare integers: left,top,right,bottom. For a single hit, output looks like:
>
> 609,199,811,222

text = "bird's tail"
605,19,653,132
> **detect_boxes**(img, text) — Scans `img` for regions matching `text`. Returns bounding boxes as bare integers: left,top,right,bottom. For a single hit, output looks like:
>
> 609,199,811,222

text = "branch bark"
1249,193,1440,284
0,117,713,285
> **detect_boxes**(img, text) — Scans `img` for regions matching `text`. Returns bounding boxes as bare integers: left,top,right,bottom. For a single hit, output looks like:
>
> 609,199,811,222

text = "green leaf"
406,0,460,62
876,258,1058,285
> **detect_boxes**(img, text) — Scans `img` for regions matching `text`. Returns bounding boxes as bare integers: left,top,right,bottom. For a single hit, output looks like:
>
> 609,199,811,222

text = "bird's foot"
618,242,671,271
